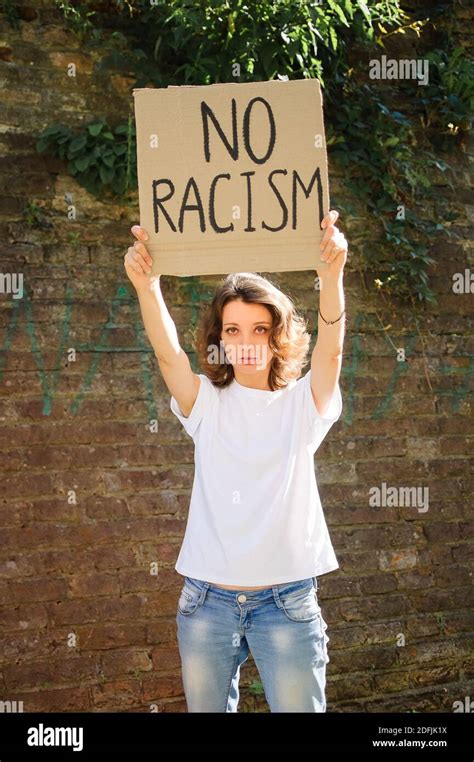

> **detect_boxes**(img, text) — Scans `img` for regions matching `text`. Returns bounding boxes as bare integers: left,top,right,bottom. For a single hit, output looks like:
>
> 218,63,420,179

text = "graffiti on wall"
0,281,472,422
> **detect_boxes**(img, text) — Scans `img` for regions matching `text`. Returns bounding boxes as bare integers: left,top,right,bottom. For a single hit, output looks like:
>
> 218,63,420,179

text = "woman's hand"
124,225,155,291
316,210,348,278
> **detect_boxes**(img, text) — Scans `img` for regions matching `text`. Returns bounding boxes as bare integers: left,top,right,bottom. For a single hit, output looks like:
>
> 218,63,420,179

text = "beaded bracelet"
319,307,345,325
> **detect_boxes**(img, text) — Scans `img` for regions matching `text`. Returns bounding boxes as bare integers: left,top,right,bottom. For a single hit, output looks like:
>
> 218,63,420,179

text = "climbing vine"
32,0,473,307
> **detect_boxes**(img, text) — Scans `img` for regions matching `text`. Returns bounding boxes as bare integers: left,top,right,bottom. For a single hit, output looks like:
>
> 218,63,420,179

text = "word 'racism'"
151,97,324,235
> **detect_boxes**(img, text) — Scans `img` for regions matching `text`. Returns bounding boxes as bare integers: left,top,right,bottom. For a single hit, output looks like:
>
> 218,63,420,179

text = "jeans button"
237,594,247,603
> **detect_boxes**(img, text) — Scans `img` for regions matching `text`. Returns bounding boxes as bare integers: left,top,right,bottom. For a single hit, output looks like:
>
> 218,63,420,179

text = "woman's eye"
225,326,268,334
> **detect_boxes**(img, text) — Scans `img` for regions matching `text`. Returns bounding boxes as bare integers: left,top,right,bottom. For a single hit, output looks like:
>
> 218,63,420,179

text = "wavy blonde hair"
195,272,311,390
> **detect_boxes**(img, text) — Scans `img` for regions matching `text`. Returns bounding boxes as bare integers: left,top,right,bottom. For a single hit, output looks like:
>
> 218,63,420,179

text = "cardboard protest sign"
133,79,330,276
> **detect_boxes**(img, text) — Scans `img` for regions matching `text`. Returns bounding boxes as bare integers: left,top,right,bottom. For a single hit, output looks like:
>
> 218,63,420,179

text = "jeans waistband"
183,575,318,601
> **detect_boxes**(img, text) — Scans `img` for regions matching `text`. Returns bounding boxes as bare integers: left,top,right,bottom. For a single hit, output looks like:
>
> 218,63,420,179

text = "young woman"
124,210,348,712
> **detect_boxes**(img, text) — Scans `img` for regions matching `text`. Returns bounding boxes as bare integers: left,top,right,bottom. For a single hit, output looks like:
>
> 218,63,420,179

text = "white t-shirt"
170,369,343,586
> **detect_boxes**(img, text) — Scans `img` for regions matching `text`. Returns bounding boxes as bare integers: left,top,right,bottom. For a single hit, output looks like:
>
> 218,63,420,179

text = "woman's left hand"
316,209,348,278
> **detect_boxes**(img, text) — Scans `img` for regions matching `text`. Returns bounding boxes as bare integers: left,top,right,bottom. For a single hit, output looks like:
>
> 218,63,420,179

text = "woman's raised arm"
124,225,201,418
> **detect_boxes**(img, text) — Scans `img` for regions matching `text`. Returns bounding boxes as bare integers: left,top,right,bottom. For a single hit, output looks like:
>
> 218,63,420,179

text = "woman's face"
220,299,273,375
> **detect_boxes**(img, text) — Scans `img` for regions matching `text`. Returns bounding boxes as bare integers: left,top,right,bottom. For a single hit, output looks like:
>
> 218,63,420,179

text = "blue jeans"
176,575,330,712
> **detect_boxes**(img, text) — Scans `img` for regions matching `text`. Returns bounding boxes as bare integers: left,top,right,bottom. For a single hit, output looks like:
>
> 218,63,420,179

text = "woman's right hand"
124,225,156,291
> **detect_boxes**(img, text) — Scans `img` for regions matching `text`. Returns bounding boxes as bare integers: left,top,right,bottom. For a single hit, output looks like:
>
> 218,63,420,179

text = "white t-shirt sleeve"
170,373,217,438
296,369,343,453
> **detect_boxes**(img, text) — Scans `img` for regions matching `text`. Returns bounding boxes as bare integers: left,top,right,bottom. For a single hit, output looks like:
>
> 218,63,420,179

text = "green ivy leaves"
36,116,137,198
37,0,471,306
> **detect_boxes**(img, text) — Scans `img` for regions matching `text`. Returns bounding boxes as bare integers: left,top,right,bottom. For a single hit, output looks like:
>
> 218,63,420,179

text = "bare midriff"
210,582,274,590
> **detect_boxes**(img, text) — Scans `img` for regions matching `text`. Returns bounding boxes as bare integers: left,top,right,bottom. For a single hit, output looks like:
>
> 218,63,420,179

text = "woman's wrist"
318,270,344,285
136,275,161,296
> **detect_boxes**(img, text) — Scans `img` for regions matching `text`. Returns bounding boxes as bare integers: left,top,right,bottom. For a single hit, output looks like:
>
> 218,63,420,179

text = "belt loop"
272,583,283,609
199,581,210,604
313,576,318,591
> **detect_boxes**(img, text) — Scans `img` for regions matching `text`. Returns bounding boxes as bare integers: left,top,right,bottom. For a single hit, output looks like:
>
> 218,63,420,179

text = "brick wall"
0,1,472,712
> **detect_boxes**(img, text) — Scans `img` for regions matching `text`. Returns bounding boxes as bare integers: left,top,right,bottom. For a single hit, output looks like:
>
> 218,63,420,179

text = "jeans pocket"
177,583,202,617
279,583,321,623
